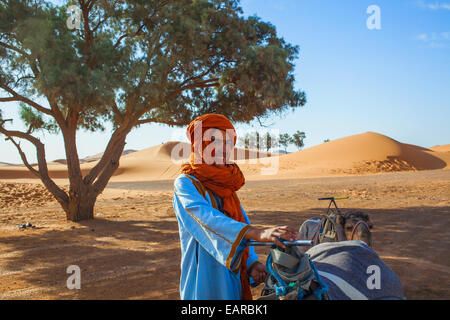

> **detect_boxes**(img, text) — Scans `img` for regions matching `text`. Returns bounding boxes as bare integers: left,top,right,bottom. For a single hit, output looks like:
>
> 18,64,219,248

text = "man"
172,113,297,300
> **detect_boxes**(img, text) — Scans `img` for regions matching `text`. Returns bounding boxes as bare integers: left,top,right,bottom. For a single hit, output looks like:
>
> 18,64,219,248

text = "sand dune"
83,149,138,163
0,162,13,167
111,141,273,181
0,141,272,181
270,132,450,176
0,133,448,181
430,144,450,153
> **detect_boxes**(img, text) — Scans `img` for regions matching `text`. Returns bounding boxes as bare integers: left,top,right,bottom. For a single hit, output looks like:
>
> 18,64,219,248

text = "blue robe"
173,173,259,300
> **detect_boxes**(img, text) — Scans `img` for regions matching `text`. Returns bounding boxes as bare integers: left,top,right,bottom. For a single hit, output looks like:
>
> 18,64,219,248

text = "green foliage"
237,133,249,149
324,138,330,143
237,131,278,151
291,130,306,150
19,104,59,133
278,133,292,152
264,132,278,152
0,0,306,133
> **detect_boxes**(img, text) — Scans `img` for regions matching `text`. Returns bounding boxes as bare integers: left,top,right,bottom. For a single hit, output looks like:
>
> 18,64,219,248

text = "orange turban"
181,113,252,300
186,113,236,143
185,114,237,164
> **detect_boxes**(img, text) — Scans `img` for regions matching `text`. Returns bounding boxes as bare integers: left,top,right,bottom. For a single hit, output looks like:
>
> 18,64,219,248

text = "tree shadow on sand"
1,205,448,300
0,218,182,299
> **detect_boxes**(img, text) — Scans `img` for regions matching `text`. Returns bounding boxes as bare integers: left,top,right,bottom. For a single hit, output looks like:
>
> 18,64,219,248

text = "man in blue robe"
173,114,297,300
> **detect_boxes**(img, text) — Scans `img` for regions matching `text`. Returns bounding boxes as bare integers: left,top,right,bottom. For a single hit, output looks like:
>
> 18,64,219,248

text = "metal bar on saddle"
249,240,313,247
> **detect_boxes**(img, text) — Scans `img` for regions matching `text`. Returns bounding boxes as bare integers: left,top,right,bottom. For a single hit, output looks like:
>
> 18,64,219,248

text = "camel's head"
343,211,373,247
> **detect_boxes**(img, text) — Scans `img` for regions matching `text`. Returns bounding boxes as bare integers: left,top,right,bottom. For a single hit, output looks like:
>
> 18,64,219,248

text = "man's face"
204,128,235,165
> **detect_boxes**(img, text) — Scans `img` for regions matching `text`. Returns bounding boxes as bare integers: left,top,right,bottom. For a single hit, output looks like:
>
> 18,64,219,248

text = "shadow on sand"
0,218,181,299
0,205,448,299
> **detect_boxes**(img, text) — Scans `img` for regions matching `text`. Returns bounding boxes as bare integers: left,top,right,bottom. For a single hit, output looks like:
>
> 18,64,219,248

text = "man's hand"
245,225,298,248
249,262,267,284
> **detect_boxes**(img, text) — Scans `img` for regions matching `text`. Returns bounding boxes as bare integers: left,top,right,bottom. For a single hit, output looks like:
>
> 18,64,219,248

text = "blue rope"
265,253,291,297
297,287,304,300
265,249,330,300
309,260,329,300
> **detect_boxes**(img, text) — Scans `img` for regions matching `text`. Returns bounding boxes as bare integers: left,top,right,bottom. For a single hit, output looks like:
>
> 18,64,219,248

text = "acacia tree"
0,0,306,221
264,132,277,152
278,133,292,152
291,130,305,150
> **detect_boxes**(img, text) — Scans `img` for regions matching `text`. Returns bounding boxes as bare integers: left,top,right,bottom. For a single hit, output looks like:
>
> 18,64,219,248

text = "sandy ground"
0,169,449,300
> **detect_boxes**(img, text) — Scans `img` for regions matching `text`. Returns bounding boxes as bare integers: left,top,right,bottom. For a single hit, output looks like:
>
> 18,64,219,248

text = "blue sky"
1,0,449,163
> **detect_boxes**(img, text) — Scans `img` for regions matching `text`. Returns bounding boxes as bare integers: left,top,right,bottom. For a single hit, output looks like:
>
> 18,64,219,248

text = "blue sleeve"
241,205,260,276
173,175,251,273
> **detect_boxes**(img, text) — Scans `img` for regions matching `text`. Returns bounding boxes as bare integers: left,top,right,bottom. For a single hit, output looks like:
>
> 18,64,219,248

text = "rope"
309,260,329,300
265,253,290,297
265,246,330,300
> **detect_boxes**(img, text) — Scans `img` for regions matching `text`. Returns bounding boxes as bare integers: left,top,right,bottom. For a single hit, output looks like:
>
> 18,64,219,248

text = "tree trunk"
62,122,95,222
62,127,128,222
65,184,96,221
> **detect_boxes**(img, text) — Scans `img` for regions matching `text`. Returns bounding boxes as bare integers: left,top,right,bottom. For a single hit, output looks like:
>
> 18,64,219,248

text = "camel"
297,198,373,250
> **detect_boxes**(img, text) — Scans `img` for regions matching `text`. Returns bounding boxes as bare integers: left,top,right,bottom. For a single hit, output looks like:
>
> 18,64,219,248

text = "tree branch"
134,78,220,125
179,59,226,88
113,0,169,48
0,126,69,204
136,118,185,126
163,78,220,105
0,41,30,57
0,82,53,116
110,100,124,121
0,97,17,102
15,75,36,85
83,120,134,185
92,138,126,194
92,16,108,32
180,78,220,91
4,136,40,177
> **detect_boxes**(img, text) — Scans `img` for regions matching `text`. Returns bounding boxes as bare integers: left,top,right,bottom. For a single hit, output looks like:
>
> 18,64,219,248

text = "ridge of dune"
430,144,450,153
120,141,273,162
82,149,138,163
112,141,273,181
274,132,449,175
1,134,448,181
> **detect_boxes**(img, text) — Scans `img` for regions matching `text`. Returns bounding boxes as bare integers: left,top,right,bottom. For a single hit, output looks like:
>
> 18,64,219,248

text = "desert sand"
0,131,449,299
430,144,450,153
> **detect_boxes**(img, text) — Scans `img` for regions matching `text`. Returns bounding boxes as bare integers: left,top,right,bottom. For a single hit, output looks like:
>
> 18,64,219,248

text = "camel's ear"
364,214,374,229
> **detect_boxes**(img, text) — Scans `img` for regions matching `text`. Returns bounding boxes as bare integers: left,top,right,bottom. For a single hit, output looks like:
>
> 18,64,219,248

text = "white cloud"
416,33,429,41
428,41,446,48
416,0,450,10
416,31,450,48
